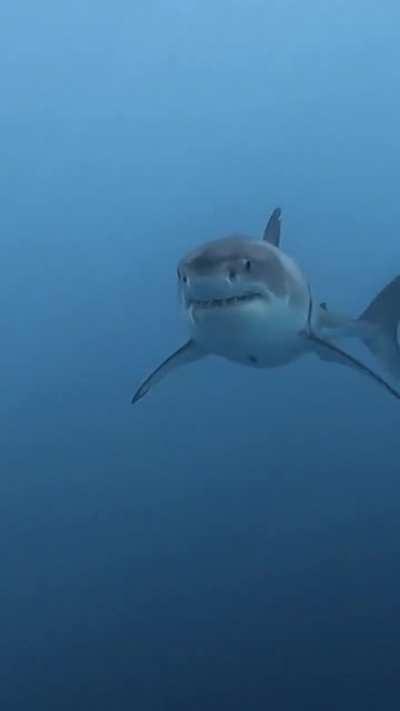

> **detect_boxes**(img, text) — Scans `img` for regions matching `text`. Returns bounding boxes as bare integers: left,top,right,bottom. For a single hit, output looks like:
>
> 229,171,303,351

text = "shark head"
176,234,309,362
177,234,287,318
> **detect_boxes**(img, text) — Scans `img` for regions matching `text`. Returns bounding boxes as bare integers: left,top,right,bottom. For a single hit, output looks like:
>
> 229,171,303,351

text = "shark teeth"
188,293,261,309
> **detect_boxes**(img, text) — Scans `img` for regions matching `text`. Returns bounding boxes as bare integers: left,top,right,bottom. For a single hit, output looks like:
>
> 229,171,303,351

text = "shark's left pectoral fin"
307,332,400,402
131,339,205,404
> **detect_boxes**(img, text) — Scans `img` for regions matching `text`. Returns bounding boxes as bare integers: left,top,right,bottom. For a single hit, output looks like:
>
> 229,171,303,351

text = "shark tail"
358,276,400,381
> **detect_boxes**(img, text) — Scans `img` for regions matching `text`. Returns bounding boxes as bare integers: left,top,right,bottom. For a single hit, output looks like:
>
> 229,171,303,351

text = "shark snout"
178,257,256,302
181,274,235,303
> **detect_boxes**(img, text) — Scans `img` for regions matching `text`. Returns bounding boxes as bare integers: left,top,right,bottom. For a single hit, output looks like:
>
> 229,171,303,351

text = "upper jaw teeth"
188,293,260,308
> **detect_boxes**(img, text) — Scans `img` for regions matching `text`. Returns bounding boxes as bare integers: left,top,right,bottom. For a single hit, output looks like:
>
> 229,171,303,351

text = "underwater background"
1,1,400,708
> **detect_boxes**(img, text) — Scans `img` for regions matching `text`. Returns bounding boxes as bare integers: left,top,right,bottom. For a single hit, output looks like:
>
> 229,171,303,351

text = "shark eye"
245,259,252,272
177,268,187,283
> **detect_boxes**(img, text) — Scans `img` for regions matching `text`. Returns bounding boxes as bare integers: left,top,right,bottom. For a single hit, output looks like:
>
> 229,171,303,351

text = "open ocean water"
1,1,400,709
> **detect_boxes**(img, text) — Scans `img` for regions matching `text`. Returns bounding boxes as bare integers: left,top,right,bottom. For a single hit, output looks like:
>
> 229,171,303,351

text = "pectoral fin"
308,332,400,402
131,339,205,404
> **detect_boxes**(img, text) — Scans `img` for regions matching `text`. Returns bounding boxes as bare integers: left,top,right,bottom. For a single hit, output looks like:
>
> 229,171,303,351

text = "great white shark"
132,208,400,404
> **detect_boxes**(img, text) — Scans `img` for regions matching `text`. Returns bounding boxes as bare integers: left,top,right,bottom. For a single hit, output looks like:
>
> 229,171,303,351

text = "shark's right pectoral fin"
131,339,205,404
308,332,400,402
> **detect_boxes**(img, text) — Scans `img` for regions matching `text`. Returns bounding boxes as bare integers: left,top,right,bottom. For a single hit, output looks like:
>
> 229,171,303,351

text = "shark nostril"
228,269,237,281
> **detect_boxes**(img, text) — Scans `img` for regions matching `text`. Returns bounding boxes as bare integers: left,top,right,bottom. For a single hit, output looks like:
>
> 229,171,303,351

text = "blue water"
2,2,400,708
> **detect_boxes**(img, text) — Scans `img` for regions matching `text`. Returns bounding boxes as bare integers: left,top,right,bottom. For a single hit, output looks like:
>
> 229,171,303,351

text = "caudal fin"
359,276,400,380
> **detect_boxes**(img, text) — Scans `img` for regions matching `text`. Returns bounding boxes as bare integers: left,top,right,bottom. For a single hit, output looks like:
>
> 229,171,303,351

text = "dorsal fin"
263,207,281,247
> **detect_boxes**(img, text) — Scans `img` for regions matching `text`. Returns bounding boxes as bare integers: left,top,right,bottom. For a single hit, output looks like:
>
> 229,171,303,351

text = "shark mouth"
187,293,263,309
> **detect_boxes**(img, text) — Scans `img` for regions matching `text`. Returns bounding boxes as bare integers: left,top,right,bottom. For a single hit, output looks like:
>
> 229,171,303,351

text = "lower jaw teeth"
190,294,258,308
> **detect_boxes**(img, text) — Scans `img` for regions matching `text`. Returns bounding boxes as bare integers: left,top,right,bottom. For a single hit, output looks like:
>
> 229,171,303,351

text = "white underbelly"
186,295,308,367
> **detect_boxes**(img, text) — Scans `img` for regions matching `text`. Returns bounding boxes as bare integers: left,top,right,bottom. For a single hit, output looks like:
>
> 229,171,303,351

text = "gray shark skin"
132,209,400,404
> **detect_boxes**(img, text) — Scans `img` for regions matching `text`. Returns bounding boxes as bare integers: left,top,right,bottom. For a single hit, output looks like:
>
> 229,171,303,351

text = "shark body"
132,208,400,404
